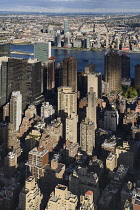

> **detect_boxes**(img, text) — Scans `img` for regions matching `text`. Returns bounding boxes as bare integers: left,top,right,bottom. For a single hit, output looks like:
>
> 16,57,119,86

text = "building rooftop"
29,147,48,157
86,190,93,196
107,153,115,161
56,184,67,191
26,176,34,182
45,162,64,174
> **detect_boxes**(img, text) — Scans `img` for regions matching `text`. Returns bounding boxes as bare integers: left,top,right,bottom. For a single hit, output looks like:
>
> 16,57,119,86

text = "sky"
0,0,140,13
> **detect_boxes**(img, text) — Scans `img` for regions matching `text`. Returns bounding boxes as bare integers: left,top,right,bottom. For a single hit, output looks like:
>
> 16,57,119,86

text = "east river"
10,44,140,78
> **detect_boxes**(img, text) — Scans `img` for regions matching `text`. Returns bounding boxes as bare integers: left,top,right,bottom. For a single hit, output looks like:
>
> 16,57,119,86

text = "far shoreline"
11,43,140,54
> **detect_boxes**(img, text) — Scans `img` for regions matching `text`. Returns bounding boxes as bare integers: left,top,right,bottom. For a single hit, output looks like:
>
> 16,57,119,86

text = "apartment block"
46,184,78,210
18,176,43,210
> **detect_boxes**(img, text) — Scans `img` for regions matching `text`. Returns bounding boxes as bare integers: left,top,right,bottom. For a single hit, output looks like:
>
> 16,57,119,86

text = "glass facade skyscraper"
34,42,51,64
0,43,10,57
64,20,69,34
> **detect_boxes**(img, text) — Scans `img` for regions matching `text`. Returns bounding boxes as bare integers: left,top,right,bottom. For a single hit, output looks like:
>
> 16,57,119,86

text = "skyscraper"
80,117,95,155
86,87,97,129
85,63,95,74
1,58,42,110
105,51,122,93
55,34,61,47
64,20,69,34
87,73,102,98
0,43,10,57
64,32,71,47
10,91,22,131
121,54,130,79
66,112,78,144
34,42,51,63
0,56,9,107
62,56,77,92
43,56,55,96
58,86,77,120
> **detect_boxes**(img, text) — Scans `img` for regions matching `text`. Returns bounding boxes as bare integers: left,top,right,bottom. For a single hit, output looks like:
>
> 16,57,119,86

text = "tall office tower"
0,56,9,107
1,58,42,110
55,62,63,90
64,20,69,34
44,56,55,96
62,56,77,92
46,184,78,210
0,43,10,57
58,86,77,119
64,32,71,47
121,54,130,79
86,87,97,129
87,73,102,98
85,63,95,74
57,34,61,47
18,176,43,210
80,117,95,155
135,64,140,86
85,37,91,49
55,34,61,47
10,91,22,131
66,112,78,144
34,42,51,63
26,146,49,180
105,51,122,93
79,63,95,97
26,59,42,106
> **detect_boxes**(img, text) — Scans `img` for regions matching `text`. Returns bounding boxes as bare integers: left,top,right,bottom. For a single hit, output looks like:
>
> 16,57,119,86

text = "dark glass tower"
62,56,77,92
0,43,10,57
121,54,130,79
34,42,51,63
43,56,55,96
1,58,42,110
105,51,122,93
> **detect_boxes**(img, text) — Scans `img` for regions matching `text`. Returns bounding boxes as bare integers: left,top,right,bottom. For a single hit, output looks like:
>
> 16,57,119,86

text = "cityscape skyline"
0,0,140,13
0,11,140,209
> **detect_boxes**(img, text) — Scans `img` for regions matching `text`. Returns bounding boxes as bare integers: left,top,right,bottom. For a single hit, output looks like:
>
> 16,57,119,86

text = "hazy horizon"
0,0,140,14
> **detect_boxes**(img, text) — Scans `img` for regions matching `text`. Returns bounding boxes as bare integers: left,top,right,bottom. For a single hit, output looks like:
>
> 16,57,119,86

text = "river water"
10,44,140,78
